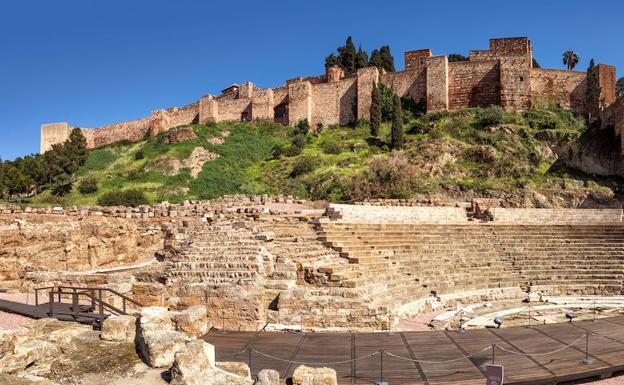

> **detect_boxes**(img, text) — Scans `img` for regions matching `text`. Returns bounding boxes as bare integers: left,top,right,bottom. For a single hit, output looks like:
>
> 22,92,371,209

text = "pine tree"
65,128,88,168
369,49,382,68
379,46,395,72
586,59,601,118
391,94,404,149
355,46,369,70
370,83,381,137
338,36,357,75
325,53,338,68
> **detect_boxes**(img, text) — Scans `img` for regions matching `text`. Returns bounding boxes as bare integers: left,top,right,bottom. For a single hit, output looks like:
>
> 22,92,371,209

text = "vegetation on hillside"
1,100,607,207
325,36,395,74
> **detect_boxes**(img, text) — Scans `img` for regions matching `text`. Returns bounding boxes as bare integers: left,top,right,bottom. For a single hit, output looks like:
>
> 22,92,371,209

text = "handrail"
35,285,143,308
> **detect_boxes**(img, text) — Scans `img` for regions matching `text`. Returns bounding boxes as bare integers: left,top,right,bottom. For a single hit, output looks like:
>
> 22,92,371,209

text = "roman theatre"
3,197,624,383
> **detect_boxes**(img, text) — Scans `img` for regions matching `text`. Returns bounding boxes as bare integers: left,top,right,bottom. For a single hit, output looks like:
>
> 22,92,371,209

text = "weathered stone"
173,305,209,337
139,306,173,333
216,361,251,378
101,315,137,342
139,330,187,368
256,369,280,385
292,365,337,385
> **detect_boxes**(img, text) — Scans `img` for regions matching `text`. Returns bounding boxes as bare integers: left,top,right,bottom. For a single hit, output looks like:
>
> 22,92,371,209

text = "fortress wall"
336,76,357,125
312,82,339,127
272,86,288,107
489,208,623,224
499,57,532,111
426,56,449,112
251,89,274,121
381,68,426,102
216,98,252,122
448,61,500,109
601,95,624,152
530,68,586,114
91,117,151,147
598,64,617,107
288,81,312,126
356,67,379,121
165,102,199,127
40,123,72,153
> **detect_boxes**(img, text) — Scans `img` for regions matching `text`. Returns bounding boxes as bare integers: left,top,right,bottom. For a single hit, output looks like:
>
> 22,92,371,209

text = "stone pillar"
40,122,71,154
288,81,312,126
199,95,219,124
499,57,531,111
598,64,617,108
251,89,274,121
425,56,449,113
356,66,380,120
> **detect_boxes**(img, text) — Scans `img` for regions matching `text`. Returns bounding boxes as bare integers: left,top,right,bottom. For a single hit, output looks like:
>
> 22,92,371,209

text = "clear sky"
1,0,622,160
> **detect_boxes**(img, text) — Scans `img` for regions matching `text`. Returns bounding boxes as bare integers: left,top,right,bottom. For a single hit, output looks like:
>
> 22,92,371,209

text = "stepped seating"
316,222,624,312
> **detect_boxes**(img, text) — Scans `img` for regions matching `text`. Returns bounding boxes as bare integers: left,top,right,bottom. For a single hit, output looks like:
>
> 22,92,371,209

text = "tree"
563,50,580,71
586,59,601,118
325,53,338,68
616,77,624,96
379,46,395,72
448,53,468,62
337,36,357,75
369,49,382,68
3,163,33,204
370,83,381,137
391,94,404,149
65,128,88,168
532,58,541,68
355,46,369,70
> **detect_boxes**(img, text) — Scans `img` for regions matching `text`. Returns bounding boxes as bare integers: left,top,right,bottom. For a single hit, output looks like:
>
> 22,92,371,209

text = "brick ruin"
40,37,622,153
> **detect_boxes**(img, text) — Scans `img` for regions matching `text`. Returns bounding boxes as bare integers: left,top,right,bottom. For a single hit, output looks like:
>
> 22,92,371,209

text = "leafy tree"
369,49,382,68
3,163,33,204
370,82,381,137
586,59,601,118
379,46,395,72
337,36,357,75
532,58,541,68
355,46,369,70
448,53,468,62
391,94,404,149
563,50,580,71
616,77,624,96
325,53,338,68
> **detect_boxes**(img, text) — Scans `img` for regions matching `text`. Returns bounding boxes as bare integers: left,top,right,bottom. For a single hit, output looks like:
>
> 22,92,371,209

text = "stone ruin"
3,195,624,334
41,37,624,155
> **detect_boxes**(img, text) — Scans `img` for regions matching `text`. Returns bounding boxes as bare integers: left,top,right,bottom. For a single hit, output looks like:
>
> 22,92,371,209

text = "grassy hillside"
24,105,616,207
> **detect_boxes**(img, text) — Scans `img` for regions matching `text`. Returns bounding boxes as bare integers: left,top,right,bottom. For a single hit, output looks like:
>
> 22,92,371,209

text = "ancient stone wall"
488,208,623,224
380,67,427,102
288,81,312,126
327,203,467,224
499,57,532,111
356,67,379,121
600,95,624,152
404,49,432,70
529,69,586,114
90,117,152,147
425,56,449,112
448,61,500,109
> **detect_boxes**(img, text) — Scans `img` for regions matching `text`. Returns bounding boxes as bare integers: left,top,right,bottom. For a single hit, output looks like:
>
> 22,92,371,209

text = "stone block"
100,315,136,342
173,305,209,337
292,365,337,385
256,369,280,385
140,306,173,333
139,330,187,368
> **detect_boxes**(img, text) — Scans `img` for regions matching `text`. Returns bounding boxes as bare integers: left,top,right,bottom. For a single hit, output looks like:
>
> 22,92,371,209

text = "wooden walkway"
0,299,106,325
204,317,624,385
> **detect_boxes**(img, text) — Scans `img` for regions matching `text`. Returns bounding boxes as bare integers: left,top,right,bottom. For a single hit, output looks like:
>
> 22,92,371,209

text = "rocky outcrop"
153,147,219,178
172,305,210,337
101,315,137,342
292,365,338,385
256,369,280,385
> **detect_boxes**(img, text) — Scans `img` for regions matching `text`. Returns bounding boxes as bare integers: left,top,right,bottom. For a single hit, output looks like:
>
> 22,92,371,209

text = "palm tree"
562,51,580,71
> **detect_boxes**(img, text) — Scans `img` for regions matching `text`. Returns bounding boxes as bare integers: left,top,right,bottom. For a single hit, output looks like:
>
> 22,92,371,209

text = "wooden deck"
0,299,106,325
204,317,624,385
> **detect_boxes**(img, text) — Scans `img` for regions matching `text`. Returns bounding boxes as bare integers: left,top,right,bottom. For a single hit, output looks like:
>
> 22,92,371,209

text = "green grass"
19,105,603,206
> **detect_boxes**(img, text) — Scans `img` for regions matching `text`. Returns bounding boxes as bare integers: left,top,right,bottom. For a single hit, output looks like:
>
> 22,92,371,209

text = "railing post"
380,349,384,384
91,289,95,310
35,289,39,306
492,344,496,365
72,291,79,321
48,291,54,318
248,347,253,379
582,332,593,365
123,297,127,314
58,287,62,303
98,289,104,320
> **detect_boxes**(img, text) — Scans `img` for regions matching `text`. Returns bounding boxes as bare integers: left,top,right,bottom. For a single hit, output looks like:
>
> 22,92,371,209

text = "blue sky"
1,0,622,160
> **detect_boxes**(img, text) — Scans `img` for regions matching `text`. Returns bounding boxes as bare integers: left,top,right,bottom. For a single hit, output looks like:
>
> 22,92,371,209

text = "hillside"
25,106,623,208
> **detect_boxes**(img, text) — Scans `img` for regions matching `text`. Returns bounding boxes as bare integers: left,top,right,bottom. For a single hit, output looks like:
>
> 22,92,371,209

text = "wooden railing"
34,286,143,323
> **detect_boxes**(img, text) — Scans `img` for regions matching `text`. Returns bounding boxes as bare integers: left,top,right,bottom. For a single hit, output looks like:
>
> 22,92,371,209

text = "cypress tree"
391,94,404,149
338,36,357,75
325,53,338,68
369,49,382,68
586,59,601,119
370,83,381,137
355,46,369,70
379,46,395,72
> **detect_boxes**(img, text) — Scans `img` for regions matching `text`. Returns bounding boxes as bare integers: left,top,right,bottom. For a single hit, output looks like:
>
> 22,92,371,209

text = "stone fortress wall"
40,37,621,153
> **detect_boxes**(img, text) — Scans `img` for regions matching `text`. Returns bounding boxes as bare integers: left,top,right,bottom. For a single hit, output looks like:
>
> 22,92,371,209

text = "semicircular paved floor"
204,316,624,385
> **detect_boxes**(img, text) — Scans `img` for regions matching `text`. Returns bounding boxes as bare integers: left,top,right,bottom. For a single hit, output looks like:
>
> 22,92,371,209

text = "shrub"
524,109,558,130
351,151,420,199
476,106,505,128
295,119,310,136
78,177,98,194
271,144,285,159
290,157,317,177
292,134,306,149
284,145,303,157
135,150,144,160
97,189,149,207
322,141,343,154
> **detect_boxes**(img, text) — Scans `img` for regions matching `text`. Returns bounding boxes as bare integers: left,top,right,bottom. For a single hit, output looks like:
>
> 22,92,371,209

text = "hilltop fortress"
40,37,623,154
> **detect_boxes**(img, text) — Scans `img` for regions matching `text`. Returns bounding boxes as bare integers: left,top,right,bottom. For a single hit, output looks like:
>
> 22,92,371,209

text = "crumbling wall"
404,49,432,70
91,118,152,148
499,57,532,111
381,67,426,102
530,69,586,114
288,81,312,126
425,56,449,112
448,61,500,109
